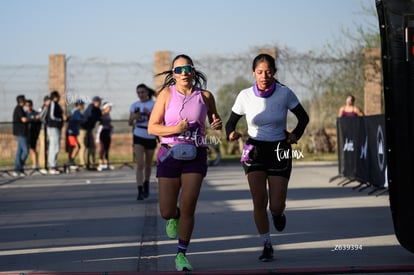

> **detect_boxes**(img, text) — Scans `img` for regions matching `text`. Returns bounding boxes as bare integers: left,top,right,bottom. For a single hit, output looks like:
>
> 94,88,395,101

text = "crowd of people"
11,92,114,176
14,53,373,272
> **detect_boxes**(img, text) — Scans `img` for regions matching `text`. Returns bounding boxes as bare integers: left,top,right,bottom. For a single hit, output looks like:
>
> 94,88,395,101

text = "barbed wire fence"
0,52,269,122
65,56,154,120
1,45,368,160
0,64,49,121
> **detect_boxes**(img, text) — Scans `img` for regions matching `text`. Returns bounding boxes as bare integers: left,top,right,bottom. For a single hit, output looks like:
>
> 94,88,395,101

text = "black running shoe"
143,181,149,198
259,245,274,262
137,192,144,200
137,186,144,200
272,213,286,232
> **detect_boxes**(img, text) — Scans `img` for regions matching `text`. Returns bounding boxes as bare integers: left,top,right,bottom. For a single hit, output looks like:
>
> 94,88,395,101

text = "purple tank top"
161,85,207,146
341,107,358,117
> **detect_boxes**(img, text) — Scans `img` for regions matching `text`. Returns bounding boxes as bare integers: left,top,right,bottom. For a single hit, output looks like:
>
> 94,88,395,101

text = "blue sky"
0,0,377,65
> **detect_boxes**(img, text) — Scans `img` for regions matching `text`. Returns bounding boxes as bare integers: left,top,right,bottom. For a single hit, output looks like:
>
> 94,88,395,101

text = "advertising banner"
336,115,385,187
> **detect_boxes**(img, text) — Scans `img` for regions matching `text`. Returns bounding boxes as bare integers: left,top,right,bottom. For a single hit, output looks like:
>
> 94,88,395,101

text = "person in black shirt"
46,91,64,174
12,95,28,176
25,99,41,170
81,96,102,169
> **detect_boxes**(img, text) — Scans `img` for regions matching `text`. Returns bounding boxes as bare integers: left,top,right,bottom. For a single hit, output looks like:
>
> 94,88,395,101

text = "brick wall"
363,48,382,115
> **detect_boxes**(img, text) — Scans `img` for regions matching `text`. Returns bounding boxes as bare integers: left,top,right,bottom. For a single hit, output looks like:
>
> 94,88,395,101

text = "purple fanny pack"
240,144,254,162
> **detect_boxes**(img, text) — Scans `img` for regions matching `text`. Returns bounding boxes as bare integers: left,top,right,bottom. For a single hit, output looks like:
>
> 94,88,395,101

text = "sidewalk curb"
3,264,414,274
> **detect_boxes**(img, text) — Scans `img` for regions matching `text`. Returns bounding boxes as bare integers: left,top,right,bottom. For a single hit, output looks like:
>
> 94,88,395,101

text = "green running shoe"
166,218,178,239
175,252,192,271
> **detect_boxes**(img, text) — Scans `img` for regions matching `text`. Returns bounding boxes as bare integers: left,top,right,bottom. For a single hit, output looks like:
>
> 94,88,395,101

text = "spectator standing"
96,101,113,171
81,96,102,170
25,99,41,170
46,91,64,174
38,95,51,174
129,83,157,200
338,94,364,117
12,95,28,177
66,100,85,167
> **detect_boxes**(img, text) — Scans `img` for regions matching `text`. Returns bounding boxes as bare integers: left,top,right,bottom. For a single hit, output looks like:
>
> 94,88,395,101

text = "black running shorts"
241,138,292,179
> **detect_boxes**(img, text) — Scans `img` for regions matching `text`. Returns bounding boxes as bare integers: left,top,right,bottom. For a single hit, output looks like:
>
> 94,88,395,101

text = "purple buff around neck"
253,79,276,98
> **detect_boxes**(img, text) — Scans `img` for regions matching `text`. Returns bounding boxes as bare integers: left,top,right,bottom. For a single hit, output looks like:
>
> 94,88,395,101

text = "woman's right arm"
128,112,134,126
148,89,188,137
225,111,243,141
128,110,140,126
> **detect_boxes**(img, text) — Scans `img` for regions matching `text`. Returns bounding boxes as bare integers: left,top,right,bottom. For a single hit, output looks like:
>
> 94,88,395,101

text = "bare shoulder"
356,106,365,115
201,90,214,100
158,87,171,98
155,87,171,103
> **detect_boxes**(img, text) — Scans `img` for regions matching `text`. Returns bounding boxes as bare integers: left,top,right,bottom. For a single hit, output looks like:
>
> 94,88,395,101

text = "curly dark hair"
155,54,207,93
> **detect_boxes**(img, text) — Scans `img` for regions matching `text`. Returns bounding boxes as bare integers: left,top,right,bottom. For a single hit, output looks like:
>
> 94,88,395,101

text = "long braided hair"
155,54,207,93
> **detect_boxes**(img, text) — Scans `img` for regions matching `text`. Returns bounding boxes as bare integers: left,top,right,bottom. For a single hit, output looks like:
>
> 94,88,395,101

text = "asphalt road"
0,162,413,274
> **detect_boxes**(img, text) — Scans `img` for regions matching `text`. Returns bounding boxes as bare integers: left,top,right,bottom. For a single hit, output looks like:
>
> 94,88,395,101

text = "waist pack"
161,143,197,161
240,143,254,162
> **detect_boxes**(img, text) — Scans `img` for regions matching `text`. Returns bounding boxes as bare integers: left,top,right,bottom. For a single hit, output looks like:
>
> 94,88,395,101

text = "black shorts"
133,135,157,150
28,136,38,150
241,138,292,179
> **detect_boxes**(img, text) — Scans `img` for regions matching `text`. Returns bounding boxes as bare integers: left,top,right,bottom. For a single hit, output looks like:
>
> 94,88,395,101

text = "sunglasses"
172,65,193,74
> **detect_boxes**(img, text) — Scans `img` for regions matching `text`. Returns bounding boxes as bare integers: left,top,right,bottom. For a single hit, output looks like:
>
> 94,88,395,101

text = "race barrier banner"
336,115,387,188
376,0,414,253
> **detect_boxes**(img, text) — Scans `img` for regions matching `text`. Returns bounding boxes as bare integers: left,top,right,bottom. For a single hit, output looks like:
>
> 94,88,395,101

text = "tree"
214,76,251,155
281,2,380,129
215,76,250,132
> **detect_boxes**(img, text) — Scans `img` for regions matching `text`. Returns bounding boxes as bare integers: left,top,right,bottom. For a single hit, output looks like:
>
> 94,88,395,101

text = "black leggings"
99,129,111,160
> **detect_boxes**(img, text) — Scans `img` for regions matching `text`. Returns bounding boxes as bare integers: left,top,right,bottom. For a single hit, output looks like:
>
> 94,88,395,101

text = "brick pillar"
363,48,382,115
154,51,171,94
49,54,67,160
49,54,66,115
258,48,277,59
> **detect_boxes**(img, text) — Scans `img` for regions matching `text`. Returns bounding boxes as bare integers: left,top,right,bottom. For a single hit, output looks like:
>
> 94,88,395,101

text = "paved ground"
0,162,413,274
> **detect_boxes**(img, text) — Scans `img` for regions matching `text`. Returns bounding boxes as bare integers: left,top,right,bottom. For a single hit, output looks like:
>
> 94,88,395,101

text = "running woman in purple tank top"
148,54,222,271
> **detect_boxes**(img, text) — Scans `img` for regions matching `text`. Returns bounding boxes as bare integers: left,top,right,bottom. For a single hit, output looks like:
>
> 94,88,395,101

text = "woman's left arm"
288,103,309,144
203,90,222,130
355,106,364,116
